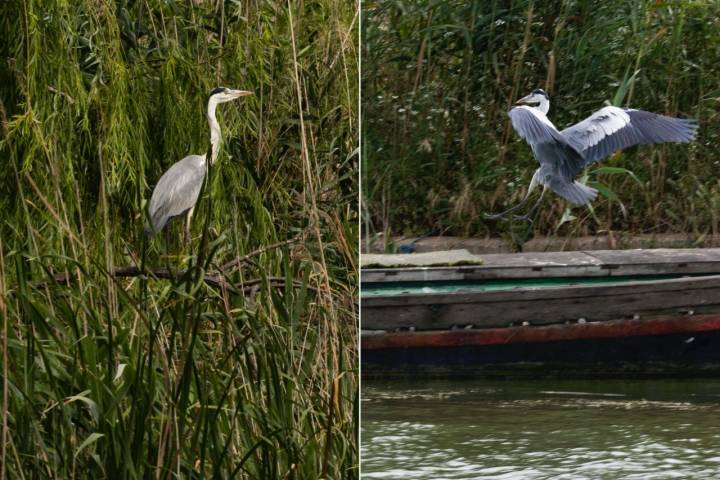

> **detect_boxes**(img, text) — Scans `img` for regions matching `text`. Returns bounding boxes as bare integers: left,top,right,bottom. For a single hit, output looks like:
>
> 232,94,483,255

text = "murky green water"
362,379,720,479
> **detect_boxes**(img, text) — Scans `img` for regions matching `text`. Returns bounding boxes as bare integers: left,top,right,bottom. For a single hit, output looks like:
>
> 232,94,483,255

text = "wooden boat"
361,248,720,377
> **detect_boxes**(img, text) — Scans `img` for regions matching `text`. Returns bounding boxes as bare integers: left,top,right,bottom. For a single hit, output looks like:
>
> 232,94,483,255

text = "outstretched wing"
508,106,565,147
508,106,585,179
561,106,697,165
146,154,207,235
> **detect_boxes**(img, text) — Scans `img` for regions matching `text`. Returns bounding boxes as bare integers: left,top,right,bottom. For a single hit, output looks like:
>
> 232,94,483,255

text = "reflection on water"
361,379,720,479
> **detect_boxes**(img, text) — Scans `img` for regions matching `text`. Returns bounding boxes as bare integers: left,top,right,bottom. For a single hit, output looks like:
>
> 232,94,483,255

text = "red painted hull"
362,314,720,377
362,314,720,350
361,315,720,350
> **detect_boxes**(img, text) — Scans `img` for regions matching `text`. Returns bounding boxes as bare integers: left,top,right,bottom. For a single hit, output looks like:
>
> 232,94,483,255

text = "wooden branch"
220,233,305,272
37,267,316,297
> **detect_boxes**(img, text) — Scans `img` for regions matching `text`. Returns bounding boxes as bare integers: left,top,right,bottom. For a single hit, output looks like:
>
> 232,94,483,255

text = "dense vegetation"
0,0,357,478
363,0,720,245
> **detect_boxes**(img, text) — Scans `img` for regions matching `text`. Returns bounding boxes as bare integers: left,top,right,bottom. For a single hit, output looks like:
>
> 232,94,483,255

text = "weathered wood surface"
361,249,484,268
361,274,720,330
362,248,720,283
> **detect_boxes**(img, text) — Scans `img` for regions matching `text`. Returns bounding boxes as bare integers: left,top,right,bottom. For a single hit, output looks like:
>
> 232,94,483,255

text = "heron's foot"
512,214,534,223
483,200,530,220
484,210,529,220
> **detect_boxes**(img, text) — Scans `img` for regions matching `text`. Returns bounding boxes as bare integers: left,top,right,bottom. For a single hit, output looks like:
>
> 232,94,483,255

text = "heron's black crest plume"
532,88,548,99
206,87,227,107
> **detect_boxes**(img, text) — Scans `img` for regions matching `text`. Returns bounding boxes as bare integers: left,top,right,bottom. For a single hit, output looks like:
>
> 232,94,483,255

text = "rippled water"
361,379,720,479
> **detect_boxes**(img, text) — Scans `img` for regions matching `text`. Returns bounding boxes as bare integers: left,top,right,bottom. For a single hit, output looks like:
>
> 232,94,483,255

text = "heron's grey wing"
508,106,565,147
561,106,697,165
146,154,207,235
508,106,585,180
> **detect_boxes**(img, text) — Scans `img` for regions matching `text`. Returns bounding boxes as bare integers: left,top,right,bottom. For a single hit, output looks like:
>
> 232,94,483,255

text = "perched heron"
486,89,697,220
145,87,252,237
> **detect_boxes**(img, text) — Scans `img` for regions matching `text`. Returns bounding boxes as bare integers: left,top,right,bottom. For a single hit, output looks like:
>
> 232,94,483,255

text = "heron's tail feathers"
551,180,598,205
144,223,157,237
144,218,163,237
144,212,169,237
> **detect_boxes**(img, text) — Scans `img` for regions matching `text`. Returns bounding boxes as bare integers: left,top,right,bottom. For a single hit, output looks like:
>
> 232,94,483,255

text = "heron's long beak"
229,89,253,98
516,94,534,105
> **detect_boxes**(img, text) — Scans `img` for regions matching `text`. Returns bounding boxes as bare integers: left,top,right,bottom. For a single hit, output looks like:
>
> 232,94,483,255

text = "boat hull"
362,249,720,377
362,314,720,378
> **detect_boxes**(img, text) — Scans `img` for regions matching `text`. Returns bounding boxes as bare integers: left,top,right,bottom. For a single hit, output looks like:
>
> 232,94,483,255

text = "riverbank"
364,233,720,254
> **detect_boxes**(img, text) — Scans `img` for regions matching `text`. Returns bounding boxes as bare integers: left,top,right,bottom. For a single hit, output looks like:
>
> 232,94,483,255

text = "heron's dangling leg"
184,206,195,246
484,170,541,220
512,185,547,223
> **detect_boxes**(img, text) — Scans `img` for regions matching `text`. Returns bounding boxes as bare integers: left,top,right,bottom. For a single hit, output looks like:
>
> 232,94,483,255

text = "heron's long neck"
537,97,550,115
207,101,221,165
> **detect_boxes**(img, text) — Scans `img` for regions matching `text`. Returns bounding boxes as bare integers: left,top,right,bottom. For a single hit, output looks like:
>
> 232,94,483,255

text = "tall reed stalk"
0,0,358,477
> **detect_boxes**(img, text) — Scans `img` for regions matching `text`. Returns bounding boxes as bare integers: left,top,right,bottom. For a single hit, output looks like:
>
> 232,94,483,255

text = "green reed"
0,0,358,478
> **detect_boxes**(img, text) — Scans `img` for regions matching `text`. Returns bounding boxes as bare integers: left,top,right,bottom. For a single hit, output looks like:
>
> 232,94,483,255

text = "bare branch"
35,266,317,298
219,232,305,272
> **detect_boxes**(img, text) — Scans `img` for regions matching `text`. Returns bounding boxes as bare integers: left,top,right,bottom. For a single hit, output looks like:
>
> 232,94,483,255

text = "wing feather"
561,106,697,165
508,106,565,146
146,154,207,234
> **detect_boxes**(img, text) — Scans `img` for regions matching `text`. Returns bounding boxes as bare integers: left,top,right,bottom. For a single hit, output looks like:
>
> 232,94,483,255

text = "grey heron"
486,88,697,220
145,87,252,237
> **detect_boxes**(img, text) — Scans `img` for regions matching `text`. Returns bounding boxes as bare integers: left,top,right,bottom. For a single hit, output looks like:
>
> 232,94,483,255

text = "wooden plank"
362,248,720,283
364,274,720,306
589,248,720,264
362,251,603,282
589,249,720,276
361,275,720,330
360,249,483,268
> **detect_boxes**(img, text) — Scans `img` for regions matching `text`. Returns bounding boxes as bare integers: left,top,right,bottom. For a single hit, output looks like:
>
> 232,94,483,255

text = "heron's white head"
205,87,252,164
207,87,253,106
516,89,550,114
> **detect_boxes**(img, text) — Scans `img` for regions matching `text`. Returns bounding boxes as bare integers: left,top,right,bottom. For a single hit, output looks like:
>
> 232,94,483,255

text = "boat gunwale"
362,273,720,306
361,248,720,283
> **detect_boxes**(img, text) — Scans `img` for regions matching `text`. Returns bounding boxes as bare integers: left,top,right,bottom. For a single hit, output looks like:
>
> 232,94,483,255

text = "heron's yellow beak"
516,94,535,105
229,89,253,98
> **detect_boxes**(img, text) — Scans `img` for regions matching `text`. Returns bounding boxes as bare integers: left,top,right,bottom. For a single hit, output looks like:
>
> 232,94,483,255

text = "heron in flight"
145,87,252,237
486,89,697,220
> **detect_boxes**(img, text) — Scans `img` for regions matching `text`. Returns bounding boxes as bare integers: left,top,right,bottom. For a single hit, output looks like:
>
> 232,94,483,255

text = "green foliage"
362,0,720,241
0,0,358,477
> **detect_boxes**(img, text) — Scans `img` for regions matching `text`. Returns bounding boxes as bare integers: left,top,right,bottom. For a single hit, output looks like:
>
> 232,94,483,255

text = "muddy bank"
364,233,720,254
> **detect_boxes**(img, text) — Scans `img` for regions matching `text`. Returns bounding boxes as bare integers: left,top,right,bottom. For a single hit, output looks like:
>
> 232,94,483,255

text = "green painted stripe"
361,274,697,297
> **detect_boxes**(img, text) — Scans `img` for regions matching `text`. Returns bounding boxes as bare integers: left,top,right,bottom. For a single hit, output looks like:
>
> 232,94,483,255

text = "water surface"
362,379,720,479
